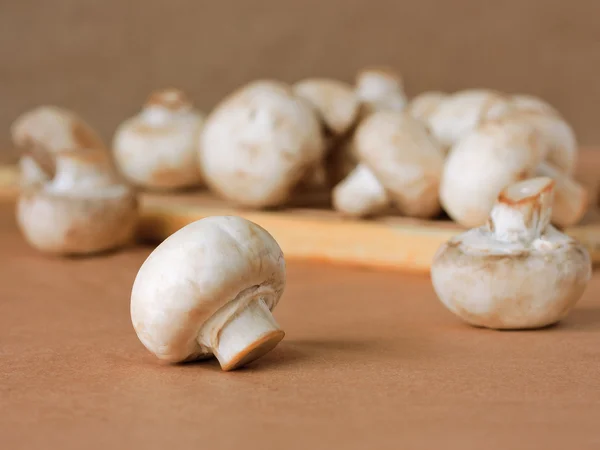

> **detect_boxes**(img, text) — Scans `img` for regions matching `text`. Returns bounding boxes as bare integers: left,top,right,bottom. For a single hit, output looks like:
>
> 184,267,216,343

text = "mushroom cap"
355,67,407,113
494,109,578,175
130,215,286,363
427,89,512,149
16,148,138,255
354,110,444,218
511,94,560,117
113,89,205,190
11,105,106,153
17,186,138,255
439,118,544,227
199,80,325,208
406,91,448,122
293,78,360,137
431,226,591,329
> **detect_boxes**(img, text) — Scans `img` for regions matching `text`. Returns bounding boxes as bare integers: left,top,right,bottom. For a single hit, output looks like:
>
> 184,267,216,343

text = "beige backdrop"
1,0,599,161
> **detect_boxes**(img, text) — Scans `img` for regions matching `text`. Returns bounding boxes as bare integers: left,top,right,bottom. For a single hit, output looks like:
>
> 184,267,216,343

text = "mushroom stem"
332,164,390,217
487,177,555,244
200,296,285,371
48,150,115,192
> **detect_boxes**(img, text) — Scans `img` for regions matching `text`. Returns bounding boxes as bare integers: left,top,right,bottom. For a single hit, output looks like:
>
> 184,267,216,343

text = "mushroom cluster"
7,70,594,372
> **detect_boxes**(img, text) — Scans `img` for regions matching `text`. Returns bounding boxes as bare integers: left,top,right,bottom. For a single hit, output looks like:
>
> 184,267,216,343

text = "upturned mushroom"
11,106,106,187
199,80,325,208
130,215,286,371
426,89,512,152
431,177,591,329
113,88,205,191
16,147,138,255
333,111,444,218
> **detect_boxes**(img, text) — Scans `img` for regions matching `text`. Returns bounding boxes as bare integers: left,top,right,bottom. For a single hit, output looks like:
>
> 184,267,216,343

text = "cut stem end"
488,176,555,244
212,297,284,371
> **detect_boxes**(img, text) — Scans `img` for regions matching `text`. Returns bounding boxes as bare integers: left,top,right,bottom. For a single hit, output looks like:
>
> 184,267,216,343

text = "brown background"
1,0,600,162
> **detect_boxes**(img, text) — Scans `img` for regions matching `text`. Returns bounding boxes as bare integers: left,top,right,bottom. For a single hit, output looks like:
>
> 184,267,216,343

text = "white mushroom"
332,164,389,217
498,108,578,176
16,148,138,255
431,177,591,329
11,106,106,187
439,118,544,228
535,161,588,228
333,111,444,218
293,78,360,138
510,93,560,117
199,80,325,208
406,91,448,123
326,67,409,184
130,216,286,371
112,88,205,191
426,89,512,152
293,78,361,189
355,67,407,114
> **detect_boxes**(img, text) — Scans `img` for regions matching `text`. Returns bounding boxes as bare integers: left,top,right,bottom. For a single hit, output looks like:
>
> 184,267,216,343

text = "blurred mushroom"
439,118,544,227
11,106,106,187
199,80,325,208
406,91,448,123
333,111,444,218
427,89,512,153
113,88,205,191
355,67,407,114
16,147,138,255
293,78,360,190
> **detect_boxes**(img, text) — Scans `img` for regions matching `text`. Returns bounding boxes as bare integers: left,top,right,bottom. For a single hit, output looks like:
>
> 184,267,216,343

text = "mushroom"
441,114,588,229
355,67,407,114
439,118,544,227
498,106,578,176
406,91,448,123
327,67,409,185
112,88,205,191
293,78,360,139
510,93,560,117
431,177,591,329
332,163,389,216
130,215,286,371
11,106,106,187
16,147,138,255
199,80,325,208
535,161,588,228
333,111,444,218
292,78,360,189
426,89,512,152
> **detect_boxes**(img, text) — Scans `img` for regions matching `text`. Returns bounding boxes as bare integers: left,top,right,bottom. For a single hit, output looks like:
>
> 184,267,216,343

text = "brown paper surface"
1,202,600,449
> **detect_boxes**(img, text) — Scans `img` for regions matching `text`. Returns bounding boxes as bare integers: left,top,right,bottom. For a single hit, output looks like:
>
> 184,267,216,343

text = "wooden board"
2,151,600,273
